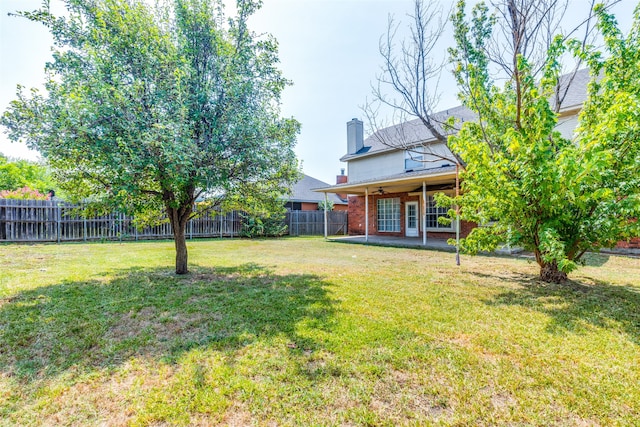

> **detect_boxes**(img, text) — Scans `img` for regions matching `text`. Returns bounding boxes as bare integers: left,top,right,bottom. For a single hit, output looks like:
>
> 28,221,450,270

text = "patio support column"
422,181,427,246
455,163,461,266
323,192,328,239
365,188,369,243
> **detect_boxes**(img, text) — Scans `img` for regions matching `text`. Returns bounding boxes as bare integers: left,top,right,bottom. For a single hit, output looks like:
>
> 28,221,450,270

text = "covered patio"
313,166,460,245
327,234,455,251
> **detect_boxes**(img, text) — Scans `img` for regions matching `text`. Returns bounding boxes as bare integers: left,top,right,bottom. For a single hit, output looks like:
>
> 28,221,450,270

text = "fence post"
56,201,61,244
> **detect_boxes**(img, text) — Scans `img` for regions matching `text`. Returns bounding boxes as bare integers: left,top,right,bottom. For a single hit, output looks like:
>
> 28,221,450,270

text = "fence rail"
0,199,347,242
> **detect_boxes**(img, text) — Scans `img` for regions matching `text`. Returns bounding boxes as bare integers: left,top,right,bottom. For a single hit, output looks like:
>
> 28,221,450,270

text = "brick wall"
347,195,366,235
349,193,636,247
347,192,475,238
616,237,640,249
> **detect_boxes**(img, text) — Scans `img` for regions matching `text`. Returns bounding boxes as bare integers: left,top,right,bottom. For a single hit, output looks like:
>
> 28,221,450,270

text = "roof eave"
313,167,457,195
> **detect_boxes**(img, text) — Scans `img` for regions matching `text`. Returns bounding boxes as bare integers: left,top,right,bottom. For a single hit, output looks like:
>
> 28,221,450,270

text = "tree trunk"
173,222,189,274
167,204,192,275
539,261,568,283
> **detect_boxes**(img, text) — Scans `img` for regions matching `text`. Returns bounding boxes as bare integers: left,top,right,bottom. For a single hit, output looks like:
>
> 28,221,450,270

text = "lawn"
0,237,639,426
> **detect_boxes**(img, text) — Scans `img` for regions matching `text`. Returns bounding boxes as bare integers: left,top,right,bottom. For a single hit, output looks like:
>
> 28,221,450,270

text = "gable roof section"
340,105,475,162
289,174,347,205
342,69,592,162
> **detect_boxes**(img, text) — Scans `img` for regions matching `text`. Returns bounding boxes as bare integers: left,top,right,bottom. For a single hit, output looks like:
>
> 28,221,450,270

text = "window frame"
404,148,425,171
376,197,401,232
424,193,455,231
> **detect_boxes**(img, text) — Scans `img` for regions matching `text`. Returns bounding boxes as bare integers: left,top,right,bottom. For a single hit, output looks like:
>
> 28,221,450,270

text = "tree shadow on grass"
479,268,640,345
0,263,337,382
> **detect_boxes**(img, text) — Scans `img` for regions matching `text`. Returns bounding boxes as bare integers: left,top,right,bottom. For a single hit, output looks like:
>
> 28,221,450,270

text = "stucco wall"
555,110,580,139
347,141,456,182
348,151,404,182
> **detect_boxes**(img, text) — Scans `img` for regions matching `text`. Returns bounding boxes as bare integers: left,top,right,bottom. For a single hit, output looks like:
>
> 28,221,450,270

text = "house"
285,173,348,211
314,112,475,242
314,69,640,250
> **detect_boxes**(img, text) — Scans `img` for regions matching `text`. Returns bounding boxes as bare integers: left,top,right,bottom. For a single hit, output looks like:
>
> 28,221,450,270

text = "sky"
0,0,636,185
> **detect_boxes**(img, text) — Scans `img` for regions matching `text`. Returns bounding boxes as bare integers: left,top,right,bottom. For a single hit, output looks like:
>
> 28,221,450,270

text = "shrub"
0,186,50,200
240,213,288,237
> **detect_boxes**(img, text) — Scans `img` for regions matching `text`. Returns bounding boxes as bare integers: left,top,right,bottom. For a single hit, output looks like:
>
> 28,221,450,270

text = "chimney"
347,118,364,154
336,168,348,201
336,168,347,184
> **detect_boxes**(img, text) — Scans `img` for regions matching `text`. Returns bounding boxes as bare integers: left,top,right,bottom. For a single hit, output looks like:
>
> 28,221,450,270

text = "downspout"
323,192,328,239
422,181,427,246
365,188,369,243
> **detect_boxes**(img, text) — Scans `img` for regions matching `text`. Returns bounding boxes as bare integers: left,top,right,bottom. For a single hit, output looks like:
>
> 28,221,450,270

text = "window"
377,198,401,232
404,149,424,171
285,202,302,211
425,195,451,230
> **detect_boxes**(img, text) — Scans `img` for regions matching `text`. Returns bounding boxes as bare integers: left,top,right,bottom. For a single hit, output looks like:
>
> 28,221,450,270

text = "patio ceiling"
312,167,457,196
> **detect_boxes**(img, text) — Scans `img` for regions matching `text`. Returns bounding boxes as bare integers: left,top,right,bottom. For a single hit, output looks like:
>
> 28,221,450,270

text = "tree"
364,0,593,268
0,154,56,194
363,0,451,147
317,199,334,211
2,0,299,274
445,0,640,282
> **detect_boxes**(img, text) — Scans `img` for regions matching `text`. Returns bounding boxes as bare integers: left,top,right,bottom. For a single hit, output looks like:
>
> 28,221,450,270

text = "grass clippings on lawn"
0,237,639,426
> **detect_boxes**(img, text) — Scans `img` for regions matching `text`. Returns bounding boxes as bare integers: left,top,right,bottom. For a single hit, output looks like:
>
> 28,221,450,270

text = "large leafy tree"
446,0,640,282
2,0,299,274
0,153,56,194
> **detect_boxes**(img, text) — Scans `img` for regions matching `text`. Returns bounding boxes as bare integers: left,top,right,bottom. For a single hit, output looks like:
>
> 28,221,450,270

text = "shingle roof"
551,68,591,111
340,105,476,162
289,174,347,204
342,69,592,161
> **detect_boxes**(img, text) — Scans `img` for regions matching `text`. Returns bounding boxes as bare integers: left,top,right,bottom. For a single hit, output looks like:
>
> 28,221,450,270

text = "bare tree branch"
363,0,453,159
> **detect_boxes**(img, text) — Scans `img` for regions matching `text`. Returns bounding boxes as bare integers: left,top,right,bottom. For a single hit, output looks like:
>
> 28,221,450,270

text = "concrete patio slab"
327,235,456,252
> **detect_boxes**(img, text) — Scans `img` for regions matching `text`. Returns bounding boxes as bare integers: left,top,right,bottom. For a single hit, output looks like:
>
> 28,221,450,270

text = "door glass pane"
407,204,416,228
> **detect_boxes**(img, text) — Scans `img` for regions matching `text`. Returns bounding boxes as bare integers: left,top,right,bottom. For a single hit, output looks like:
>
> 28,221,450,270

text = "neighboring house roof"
289,174,347,205
341,69,592,162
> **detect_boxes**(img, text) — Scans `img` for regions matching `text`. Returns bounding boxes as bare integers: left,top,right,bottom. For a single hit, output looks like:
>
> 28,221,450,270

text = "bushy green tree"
0,154,56,194
2,0,299,274
446,1,640,282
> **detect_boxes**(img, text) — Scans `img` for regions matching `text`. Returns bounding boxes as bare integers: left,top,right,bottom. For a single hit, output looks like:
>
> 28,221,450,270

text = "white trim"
405,201,419,237
423,193,455,232
323,193,328,239
312,167,457,195
422,181,427,245
365,188,369,242
376,197,401,233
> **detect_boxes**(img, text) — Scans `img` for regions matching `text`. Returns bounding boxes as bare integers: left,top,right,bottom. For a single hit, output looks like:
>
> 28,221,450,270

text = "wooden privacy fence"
0,199,347,242
285,210,348,236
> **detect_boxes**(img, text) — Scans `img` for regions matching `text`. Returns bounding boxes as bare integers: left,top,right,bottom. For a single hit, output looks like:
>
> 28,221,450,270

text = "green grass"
1,237,639,426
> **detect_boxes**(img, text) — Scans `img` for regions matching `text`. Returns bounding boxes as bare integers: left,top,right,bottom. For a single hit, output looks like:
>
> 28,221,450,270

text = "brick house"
285,174,348,212
314,69,639,250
